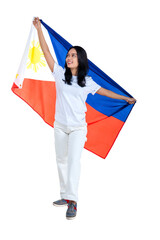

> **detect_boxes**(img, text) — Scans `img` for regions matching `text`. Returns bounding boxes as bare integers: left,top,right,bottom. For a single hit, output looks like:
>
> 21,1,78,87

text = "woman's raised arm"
96,87,136,104
33,17,55,72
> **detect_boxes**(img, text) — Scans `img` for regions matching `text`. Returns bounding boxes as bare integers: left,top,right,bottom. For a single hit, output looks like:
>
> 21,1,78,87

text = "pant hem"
61,195,78,202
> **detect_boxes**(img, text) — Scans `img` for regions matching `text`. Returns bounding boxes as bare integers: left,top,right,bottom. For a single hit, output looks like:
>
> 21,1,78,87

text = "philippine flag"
12,19,136,159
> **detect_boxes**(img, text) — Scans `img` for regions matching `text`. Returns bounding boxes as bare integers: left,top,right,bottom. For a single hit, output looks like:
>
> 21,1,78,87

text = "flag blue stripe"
41,19,135,122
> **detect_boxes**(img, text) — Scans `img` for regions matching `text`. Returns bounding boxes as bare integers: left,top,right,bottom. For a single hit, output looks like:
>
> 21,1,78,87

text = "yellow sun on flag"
27,40,46,72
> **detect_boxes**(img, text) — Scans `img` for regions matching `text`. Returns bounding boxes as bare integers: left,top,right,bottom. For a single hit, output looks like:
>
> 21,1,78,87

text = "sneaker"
66,201,77,220
53,199,69,207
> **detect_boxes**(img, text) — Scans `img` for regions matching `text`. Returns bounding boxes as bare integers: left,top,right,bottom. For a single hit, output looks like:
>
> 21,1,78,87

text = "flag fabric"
12,19,135,159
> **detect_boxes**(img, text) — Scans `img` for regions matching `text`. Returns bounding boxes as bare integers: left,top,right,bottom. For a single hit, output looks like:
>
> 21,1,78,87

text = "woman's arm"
96,87,136,104
33,17,55,72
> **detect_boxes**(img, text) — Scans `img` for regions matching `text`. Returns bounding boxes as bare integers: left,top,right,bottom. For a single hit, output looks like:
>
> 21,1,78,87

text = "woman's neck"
71,68,78,76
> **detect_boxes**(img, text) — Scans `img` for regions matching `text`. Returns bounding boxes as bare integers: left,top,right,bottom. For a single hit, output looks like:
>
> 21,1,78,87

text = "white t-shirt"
52,62,101,127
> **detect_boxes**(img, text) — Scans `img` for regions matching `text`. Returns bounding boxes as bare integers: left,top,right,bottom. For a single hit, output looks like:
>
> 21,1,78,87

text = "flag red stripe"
12,78,56,127
12,78,124,158
85,104,124,158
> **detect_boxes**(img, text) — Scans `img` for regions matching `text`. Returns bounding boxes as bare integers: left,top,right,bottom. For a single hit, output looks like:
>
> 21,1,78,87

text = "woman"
33,17,136,220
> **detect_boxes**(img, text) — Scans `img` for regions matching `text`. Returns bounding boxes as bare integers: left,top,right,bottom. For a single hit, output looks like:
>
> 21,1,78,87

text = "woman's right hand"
33,17,41,30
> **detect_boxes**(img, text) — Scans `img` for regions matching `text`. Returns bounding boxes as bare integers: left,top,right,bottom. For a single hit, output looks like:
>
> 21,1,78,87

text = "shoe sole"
53,202,68,207
66,216,76,220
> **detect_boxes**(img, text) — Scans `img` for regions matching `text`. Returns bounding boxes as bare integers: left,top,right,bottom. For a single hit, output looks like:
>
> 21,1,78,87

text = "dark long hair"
64,46,89,87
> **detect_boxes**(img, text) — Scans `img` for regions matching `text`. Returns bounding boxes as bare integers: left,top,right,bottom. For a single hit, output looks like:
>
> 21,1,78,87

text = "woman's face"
66,48,79,71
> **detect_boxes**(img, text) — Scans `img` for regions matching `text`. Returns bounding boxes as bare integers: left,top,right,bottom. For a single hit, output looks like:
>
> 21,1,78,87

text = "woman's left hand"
125,97,136,104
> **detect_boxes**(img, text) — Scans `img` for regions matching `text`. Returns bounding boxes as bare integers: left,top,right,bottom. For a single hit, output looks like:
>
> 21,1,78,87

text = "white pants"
54,121,87,202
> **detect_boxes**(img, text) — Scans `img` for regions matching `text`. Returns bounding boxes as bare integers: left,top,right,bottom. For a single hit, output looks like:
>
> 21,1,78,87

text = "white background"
1,0,160,239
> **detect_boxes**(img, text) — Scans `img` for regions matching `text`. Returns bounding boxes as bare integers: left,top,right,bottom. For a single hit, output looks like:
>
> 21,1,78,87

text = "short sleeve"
86,76,101,95
52,62,65,82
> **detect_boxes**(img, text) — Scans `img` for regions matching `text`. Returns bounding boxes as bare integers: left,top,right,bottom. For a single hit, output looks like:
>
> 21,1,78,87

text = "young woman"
33,17,136,220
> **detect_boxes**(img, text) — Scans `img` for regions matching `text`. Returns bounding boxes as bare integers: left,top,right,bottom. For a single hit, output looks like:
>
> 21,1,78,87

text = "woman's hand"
125,97,136,104
33,17,41,30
